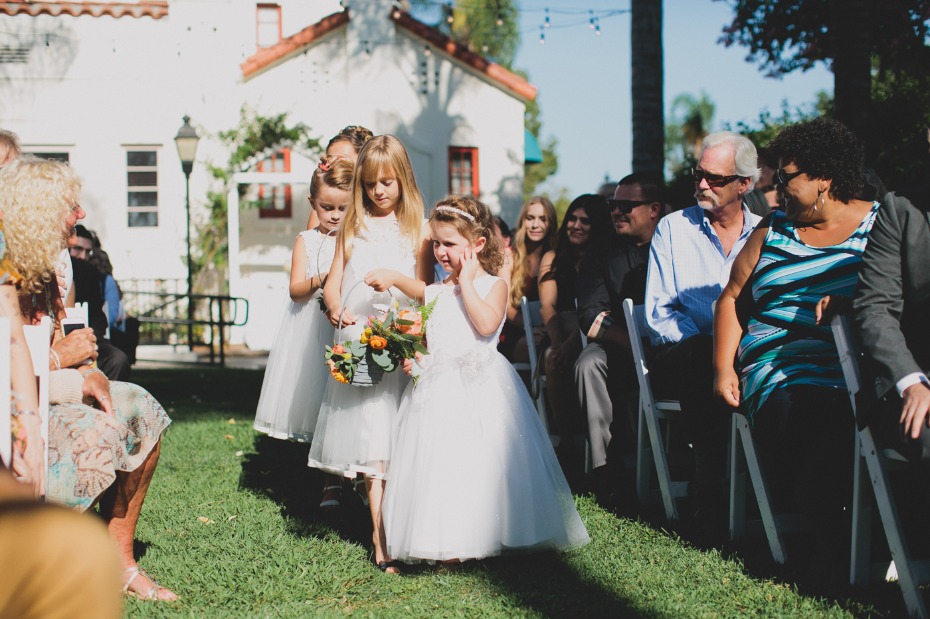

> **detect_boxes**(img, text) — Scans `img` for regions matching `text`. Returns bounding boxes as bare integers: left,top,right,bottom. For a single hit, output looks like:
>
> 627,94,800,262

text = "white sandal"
320,484,342,509
122,566,176,601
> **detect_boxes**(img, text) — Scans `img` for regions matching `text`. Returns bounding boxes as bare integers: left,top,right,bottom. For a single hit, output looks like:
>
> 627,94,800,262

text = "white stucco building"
0,0,536,348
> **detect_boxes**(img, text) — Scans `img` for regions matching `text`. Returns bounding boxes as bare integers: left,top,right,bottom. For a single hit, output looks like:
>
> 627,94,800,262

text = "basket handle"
314,228,338,289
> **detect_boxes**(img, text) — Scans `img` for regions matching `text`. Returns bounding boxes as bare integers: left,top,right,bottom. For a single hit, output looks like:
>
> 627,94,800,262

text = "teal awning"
525,129,543,164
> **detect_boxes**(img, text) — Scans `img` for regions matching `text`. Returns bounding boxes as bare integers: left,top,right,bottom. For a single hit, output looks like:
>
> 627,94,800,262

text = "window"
256,3,282,49
126,149,159,227
257,148,291,219
448,147,479,196
25,151,69,162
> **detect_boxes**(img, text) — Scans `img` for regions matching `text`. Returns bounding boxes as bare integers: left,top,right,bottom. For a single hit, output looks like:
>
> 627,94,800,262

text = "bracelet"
49,348,61,370
12,409,38,418
82,368,107,380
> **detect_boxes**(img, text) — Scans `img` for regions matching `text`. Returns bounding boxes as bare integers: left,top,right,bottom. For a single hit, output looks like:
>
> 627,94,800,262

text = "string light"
538,25,545,45
544,8,550,29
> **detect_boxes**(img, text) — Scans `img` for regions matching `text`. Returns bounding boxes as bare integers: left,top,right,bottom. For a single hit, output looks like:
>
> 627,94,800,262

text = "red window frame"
448,147,479,196
257,148,291,219
256,3,282,49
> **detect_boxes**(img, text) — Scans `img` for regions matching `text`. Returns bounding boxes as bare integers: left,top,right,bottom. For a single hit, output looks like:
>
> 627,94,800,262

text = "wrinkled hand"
901,381,930,440
12,415,46,497
82,371,114,415
364,269,397,292
714,368,741,408
814,295,851,325
326,305,356,328
53,327,97,368
459,246,480,284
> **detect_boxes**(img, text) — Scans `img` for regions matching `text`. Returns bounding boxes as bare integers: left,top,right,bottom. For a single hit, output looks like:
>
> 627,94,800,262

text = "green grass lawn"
122,367,907,618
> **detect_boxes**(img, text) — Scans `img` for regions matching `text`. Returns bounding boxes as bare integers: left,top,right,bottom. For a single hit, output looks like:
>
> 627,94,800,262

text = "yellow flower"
369,335,388,350
364,327,373,336
342,353,352,360
360,334,369,344
333,371,349,384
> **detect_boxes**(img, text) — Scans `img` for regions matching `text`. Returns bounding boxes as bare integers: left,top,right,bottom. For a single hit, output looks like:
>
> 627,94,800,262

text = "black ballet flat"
377,560,402,574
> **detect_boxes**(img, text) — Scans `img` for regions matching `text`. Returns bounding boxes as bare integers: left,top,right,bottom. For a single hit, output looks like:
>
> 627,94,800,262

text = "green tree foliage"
195,107,321,292
664,91,715,175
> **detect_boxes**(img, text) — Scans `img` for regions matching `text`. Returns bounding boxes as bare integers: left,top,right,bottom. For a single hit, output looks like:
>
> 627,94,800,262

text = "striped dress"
737,202,880,421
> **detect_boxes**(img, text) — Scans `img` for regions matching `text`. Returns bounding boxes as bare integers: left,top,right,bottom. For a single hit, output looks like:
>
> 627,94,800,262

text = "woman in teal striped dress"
713,117,879,567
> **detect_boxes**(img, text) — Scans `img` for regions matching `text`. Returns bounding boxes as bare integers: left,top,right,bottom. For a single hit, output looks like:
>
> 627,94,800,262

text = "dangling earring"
820,190,826,210
813,189,824,211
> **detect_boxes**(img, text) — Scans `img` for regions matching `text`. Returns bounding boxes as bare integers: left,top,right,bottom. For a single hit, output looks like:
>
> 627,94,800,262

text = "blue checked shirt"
645,204,761,346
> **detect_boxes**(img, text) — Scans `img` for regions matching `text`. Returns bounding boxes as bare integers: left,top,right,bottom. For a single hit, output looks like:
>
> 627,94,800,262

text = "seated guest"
539,194,612,448
69,225,130,381
714,118,879,563
499,196,557,366
853,188,930,461
575,176,661,498
646,131,762,534
492,216,514,284
2,156,176,601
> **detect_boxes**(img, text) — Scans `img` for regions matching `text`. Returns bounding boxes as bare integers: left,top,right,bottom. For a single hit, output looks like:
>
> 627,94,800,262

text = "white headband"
434,205,476,221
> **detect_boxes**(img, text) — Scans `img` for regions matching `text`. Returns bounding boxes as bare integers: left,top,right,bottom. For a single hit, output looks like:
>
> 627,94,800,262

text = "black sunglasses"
691,167,743,188
606,199,651,214
774,168,804,187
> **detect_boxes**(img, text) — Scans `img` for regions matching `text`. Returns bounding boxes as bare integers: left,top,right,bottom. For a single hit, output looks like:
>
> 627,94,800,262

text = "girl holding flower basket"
382,196,589,567
309,135,432,573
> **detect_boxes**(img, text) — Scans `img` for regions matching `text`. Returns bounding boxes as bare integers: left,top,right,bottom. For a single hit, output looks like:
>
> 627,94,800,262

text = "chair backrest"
0,317,11,467
622,298,657,399
22,317,51,484
831,314,861,415
521,296,544,379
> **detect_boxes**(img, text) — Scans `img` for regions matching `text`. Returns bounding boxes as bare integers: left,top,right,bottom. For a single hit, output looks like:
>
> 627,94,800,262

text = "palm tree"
631,0,664,176
665,92,715,171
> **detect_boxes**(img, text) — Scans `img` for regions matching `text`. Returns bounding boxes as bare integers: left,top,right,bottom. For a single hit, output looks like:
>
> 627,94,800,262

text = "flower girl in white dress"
382,196,590,566
310,135,432,573
253,157,353,442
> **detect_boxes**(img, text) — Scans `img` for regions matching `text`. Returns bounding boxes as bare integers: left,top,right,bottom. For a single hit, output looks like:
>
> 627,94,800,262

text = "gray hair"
700,131,761,189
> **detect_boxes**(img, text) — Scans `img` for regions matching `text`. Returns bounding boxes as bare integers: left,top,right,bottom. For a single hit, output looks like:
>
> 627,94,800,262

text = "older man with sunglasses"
644,131,762,538
575,173,663,506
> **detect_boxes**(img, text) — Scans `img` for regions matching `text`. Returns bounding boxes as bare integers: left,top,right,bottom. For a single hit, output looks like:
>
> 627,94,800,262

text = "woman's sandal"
122,566,177,601
377,560,402,575
352,477,369,507
319,484,342,510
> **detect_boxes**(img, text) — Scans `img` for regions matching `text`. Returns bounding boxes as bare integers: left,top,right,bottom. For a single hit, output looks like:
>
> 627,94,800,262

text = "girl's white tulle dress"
383,275,590,562
308,216,416,478
253,228,335,442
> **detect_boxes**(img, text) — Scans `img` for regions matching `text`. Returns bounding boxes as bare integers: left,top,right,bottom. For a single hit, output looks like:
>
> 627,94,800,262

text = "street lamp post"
175,115,200,351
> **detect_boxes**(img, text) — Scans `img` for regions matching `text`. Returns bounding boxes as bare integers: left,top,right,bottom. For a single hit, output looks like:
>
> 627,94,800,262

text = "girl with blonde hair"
310,135,432,573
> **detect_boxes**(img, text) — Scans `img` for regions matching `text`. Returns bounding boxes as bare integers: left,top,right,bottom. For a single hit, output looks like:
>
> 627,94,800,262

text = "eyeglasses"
774,168,804,187
606,199,651,214
692,167,743,187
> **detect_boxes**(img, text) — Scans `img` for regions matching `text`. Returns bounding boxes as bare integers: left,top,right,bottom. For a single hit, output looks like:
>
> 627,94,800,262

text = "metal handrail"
121,290,249,365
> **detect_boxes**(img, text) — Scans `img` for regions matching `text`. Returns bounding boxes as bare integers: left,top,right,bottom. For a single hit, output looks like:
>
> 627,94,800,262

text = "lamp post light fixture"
174,115,199,351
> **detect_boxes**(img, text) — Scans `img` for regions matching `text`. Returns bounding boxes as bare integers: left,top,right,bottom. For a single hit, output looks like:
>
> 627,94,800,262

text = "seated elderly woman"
1,156,175,601
538,194,611,447
713,118,880,565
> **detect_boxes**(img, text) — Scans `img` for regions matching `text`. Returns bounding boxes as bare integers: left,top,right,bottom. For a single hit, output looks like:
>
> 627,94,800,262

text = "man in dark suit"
853,192,930,460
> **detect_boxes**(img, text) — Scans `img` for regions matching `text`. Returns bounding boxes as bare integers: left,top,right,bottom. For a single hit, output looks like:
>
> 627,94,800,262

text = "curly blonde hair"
428,195,504,275
0,156,81,294
509,196,557,308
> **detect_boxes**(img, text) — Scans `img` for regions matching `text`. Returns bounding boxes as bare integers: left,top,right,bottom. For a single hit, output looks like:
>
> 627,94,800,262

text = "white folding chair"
23,317,51,500
521,296,550,436
0,318,11,467
832,315,929,619
728,411,806,564
622,298,687,520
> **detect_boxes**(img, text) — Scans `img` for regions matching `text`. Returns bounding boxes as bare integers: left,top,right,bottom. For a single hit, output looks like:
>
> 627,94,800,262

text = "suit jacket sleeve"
853,194,922,396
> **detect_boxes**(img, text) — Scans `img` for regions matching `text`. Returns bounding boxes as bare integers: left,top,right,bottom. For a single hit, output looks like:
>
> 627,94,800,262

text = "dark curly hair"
545,194,612,282
769,117,864,202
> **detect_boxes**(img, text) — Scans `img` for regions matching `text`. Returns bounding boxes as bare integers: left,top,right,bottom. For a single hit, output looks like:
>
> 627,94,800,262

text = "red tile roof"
240,7,536,102
390,8,536,102
0,1,168,19
241,11,350,79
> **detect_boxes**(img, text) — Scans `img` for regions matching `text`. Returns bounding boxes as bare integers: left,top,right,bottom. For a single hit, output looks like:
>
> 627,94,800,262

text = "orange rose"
332,344,346,355
333,371,349,384
396,309,423,335
369,335,388,350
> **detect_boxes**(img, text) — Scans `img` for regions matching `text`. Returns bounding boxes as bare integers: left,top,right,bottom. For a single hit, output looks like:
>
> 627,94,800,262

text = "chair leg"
860,428,929,619
729,414,747,540
850,435,872,585
736,415,788,565
644,404,678,520
636,402,651,504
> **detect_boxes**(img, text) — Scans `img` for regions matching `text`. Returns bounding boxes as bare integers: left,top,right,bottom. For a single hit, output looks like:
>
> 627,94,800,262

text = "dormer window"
256,3,282,49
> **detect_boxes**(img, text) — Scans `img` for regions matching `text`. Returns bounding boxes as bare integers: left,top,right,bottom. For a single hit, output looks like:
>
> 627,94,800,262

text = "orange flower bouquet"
324,297,438,387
